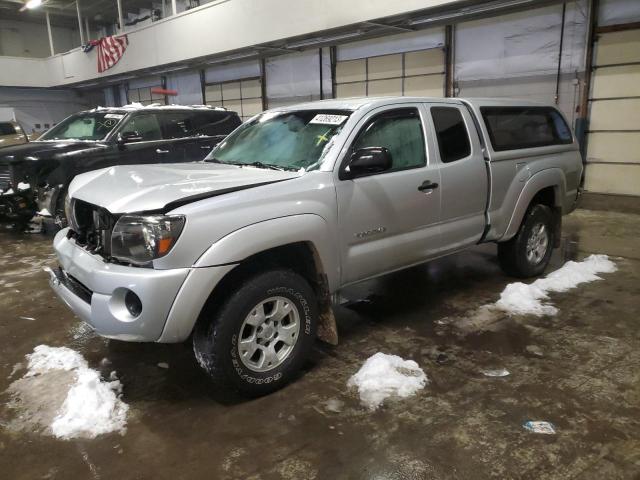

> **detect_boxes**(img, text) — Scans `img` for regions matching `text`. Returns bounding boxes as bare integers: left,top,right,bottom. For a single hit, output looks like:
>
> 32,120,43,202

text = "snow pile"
495,254,617,316
17,182,30,191
348,353,428,410
24,345,128,439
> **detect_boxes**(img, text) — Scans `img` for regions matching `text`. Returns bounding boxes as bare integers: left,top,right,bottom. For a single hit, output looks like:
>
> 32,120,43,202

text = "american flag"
83,35,129,73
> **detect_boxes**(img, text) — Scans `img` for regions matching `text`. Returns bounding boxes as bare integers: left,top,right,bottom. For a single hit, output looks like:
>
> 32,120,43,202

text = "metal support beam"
577,0,599,180
171,0,177,16
260,57,268,111
444,24,454,97
554,2,567,105
319,48,324,100
85,17,90,41
76,0,85,45
116,0,124,33
46,11,55,56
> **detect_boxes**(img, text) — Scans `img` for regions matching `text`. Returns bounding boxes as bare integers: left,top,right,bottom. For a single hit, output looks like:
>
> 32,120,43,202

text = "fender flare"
193,213,338,288
501,168,566,241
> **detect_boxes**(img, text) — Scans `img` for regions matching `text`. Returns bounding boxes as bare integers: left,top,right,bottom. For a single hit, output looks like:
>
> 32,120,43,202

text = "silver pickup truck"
49,97,582,395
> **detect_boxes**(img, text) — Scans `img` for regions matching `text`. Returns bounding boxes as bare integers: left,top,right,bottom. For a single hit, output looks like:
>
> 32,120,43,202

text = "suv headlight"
111,215,185,265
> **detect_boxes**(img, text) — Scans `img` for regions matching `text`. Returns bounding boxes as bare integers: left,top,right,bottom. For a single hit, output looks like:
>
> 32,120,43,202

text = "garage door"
204,77,263,121
585,28,640,196
334,48,444,98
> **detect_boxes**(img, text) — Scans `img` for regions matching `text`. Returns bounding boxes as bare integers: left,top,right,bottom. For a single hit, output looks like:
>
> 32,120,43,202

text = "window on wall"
335,48,444,99
128,86,166,106
204,78,263,121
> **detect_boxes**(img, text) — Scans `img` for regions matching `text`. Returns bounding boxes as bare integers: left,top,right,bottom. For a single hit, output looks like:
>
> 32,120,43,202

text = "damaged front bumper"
49,228,190,342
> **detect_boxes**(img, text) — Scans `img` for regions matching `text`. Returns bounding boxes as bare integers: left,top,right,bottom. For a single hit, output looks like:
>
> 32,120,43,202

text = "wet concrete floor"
0,208,639,479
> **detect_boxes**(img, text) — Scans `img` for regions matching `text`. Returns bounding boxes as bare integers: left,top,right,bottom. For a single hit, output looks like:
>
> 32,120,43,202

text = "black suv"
0,105,241,224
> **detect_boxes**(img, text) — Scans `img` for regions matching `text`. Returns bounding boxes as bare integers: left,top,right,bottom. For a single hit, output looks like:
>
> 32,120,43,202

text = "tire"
498,204,555,278
193,269,318,396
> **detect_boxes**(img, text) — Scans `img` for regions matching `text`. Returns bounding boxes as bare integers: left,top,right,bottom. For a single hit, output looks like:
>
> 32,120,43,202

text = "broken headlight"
111,215,185,265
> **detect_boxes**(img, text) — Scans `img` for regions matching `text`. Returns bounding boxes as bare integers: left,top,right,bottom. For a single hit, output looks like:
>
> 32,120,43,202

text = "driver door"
335,105,442,285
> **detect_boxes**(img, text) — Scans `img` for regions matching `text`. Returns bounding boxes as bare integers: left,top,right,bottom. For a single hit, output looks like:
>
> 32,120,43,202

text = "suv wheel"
498,204,555,278
193,269,318,396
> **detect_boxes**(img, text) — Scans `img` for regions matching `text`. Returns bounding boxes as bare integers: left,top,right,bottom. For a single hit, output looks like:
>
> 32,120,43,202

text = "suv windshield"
40,111,126,141
205,110,352,171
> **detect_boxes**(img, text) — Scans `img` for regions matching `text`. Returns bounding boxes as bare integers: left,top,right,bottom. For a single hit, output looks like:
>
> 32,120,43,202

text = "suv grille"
0,164,12,191
69,199,117,257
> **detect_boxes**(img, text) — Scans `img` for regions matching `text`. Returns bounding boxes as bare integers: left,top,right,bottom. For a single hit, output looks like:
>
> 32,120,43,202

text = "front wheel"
193,269,318,396
498,204,555,278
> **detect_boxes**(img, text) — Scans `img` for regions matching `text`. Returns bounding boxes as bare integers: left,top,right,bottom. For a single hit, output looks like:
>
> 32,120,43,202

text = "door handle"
418,180,439,192
156,149,170,154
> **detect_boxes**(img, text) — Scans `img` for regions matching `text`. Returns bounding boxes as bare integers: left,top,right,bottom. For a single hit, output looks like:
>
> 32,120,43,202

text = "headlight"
111,215,185,265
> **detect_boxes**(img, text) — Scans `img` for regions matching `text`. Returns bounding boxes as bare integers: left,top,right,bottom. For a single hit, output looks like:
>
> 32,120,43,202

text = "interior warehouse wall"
0,19,80,58
455,1,588,126
0,87,104,135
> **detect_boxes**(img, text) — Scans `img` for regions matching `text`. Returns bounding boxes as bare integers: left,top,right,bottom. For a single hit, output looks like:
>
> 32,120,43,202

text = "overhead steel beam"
46,11,55,56
75,0,84,44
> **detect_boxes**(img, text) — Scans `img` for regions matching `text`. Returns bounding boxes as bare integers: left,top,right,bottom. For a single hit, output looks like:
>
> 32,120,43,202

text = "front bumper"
49,228,190,342
49,228,237,343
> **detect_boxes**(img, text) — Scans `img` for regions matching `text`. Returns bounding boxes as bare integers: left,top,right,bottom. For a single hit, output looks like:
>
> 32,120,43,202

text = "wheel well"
530,186,557,209
193,242,338,343
529,186,562,247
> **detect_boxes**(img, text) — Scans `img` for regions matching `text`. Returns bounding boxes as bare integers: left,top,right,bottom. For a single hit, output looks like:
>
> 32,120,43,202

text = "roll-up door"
585,28,640,196
204,78,263,121
334,48,444,98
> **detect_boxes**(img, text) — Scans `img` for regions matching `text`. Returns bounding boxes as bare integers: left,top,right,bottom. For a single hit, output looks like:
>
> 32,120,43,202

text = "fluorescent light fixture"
408,0,535,25
25,0,43,9
285,30,363,49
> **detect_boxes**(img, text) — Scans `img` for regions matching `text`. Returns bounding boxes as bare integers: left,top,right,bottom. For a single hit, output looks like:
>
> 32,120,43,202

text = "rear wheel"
498,204,555,278
193,269,318,396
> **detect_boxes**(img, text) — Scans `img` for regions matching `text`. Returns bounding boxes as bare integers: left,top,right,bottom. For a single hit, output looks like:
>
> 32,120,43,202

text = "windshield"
40,112,126,141
205,109,352,171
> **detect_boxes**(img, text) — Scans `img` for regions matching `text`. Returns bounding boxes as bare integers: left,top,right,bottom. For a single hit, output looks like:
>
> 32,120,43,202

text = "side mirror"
344,147,392,179
118,131,143,146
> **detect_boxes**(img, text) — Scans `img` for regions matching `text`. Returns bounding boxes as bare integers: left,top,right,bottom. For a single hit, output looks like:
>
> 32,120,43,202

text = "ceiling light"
25,0,43,9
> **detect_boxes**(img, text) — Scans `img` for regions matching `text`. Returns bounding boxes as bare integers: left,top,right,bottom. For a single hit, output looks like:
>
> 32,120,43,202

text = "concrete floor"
1,208,639,480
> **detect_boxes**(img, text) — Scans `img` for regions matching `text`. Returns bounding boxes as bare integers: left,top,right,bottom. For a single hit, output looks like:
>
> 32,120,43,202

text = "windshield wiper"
208,159,296,171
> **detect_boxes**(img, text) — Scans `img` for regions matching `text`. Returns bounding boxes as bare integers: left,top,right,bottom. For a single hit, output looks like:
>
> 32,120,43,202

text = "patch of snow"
19,316,35,321
482,368,510,377
157,362,169,369
21,345,128,439
36,208,52,217
348,352,428,410
26,345,88,375
523,420,556,434
495,254,617,316
17,182,30,191
51,368,127,440
3,188,14,195
324,398,344,413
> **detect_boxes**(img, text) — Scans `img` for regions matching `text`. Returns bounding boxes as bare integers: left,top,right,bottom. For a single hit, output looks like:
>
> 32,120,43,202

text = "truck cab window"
431,107,471,163
352,108,426,172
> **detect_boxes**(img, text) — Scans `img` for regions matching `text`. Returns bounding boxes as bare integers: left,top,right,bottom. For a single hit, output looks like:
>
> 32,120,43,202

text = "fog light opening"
124,290,142,318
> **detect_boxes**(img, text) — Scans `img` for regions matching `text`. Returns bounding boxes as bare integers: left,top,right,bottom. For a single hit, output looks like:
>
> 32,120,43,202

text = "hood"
69,162,301,213
0,141,108,163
